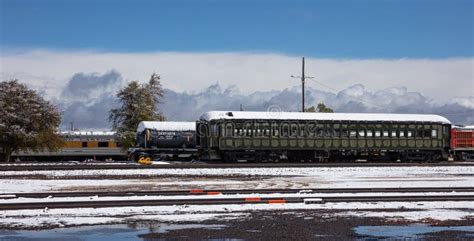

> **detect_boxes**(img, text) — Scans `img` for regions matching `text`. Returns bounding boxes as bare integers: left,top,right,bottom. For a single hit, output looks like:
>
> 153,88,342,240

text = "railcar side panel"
199,118,451,162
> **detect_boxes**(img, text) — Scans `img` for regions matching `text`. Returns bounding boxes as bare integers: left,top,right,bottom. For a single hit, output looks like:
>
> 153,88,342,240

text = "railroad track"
1,195,473,211
2,187,474,199
1,187,474,210
1,161,473,171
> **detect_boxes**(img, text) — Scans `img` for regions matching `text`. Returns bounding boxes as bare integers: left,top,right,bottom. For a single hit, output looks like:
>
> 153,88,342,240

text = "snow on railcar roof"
453,125,474,130
137,121,196,132
60,131,116,136
200,111,451,124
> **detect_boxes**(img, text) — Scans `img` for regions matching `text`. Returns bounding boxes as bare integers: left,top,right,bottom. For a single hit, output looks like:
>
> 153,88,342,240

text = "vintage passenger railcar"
197,111,452,162
12,131,125,161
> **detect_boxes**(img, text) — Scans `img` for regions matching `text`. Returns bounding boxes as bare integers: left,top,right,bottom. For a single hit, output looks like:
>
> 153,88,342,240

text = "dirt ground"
136,210,474,241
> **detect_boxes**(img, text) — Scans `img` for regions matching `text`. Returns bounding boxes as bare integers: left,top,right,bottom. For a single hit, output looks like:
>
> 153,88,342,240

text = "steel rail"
1,194,474,210
1,162,473,171
3,187,474,199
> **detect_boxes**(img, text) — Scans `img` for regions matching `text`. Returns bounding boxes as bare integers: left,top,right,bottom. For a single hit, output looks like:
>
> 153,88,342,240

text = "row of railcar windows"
222,126,438,138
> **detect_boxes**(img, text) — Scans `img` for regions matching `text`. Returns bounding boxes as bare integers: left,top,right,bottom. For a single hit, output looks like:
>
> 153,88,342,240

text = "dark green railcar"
197,111,451,162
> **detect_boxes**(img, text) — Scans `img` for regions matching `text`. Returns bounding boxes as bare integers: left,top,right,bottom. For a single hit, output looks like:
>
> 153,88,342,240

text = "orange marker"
190,189,204,193
207,192,222,195
245,197,262,202
267,199,286,204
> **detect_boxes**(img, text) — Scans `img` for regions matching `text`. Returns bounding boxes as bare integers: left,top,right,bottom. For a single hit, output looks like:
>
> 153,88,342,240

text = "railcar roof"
137,121,196,132
200,111,451,124
453,125,474,130
60,131,116,136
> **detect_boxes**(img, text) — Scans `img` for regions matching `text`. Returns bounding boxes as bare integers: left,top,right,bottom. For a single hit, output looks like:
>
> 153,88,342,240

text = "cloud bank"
1,50,473,102
1,50,472,129
54,71,123,130
163,82,473,126
38,71,473,130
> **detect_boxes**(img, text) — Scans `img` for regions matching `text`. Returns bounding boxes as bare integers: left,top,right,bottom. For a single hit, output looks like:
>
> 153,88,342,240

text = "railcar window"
383,131,389,137
290,125,298,137
399,131,405,137
407,131,413,137
225,126,233,137
82,142,87,148
299,129,304,137
211,125,219,137
274,129,279,137
423,129,431,138
375,130,381,137
281,125,289,137
431,129,438,138
98,142,109,148
334,129,341,137
444,126,450,134
358,130,365,137
391,131,397,137
341,129,348,137
307,128,315,137
316,129,323,137
306,124,316,137
367,130,373,137
350,131,357,137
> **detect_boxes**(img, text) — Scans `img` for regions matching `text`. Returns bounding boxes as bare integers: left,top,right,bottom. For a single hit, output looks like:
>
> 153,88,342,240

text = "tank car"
129,121,197,163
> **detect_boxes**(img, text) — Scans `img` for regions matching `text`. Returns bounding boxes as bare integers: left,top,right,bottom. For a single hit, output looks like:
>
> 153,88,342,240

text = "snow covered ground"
1,166,471,178
1,201,472,229
0,166,472,193
0,165,472,229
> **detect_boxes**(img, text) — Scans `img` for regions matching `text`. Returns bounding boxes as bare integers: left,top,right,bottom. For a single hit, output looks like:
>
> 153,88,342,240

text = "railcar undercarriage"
214,149,447,163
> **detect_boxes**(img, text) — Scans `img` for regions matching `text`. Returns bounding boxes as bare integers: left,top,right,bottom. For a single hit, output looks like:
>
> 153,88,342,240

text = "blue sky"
1,0,472,58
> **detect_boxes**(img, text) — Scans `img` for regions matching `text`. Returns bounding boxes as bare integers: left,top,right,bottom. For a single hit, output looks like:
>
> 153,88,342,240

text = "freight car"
12,131,126,161
451,125,474,160
128,121,198,163
197,111,452,162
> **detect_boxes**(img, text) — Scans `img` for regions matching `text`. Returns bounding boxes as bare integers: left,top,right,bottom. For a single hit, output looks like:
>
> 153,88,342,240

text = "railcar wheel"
144,157,152,164
138,156,152,165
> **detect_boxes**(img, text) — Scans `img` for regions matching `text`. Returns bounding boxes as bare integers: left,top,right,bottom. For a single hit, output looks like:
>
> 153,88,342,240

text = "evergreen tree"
0,80,63,162
109,73,165,149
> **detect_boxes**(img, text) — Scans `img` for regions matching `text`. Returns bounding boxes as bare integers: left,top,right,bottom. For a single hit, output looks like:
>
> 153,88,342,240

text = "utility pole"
291,57,313,112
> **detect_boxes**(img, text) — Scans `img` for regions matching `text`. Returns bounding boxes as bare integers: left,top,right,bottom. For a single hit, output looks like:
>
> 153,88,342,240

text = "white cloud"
1,49,473,102
1,49,473,129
